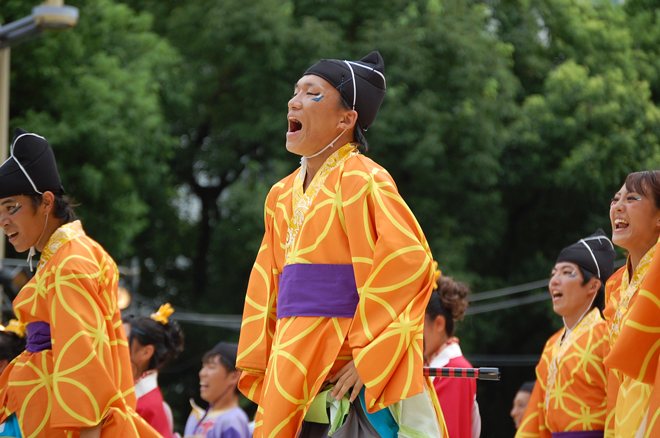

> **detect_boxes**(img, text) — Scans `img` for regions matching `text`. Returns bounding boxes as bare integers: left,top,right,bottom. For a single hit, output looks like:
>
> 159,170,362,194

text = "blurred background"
2,0,659,436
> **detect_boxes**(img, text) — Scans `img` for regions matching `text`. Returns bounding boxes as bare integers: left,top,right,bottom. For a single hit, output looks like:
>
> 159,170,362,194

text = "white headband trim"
10,133,45,195
340,60,387,111
577,235,613,279
343,60,387,86
343,61,357,110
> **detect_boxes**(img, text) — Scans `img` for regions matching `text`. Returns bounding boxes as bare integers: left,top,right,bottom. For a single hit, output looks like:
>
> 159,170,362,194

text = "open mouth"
288,117,302,134
551,289,563,301
614,218,629,231
6,232,17,242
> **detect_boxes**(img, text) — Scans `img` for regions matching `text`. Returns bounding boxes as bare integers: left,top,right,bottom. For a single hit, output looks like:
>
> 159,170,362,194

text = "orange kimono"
603,242,660,438
237,143,439,438
516,307,609,438
0,221,160,438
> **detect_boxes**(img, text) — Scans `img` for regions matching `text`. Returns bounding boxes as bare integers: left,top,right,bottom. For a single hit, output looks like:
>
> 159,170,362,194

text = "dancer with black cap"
516,229,615,438
0,129,161,438
236,53,443,438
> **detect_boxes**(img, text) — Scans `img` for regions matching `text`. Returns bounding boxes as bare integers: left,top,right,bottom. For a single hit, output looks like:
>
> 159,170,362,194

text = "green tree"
624,0,660,103
2,0,181,258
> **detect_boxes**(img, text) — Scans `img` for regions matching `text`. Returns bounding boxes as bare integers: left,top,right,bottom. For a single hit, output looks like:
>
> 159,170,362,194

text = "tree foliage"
3,0,180,258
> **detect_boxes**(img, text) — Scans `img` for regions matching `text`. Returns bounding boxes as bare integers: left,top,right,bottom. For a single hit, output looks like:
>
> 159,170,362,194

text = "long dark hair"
122,314,184,371
425,276,470,337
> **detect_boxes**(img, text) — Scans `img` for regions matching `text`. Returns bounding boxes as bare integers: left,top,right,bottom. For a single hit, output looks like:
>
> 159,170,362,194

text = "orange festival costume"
603,241,660,438
516,307,609,438
236,143,443,438
0,221,161,438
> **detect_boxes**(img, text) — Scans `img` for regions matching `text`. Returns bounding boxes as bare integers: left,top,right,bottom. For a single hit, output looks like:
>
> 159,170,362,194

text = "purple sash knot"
551,432,604,438
277,264,359,319
26,321,52,353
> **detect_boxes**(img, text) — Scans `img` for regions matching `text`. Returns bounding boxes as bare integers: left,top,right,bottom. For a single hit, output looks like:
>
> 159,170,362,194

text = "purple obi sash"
26,321,52,353
277,264,359,319
552,432,604,438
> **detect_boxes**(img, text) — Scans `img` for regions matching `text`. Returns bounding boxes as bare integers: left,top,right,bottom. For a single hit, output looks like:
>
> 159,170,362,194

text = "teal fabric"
358,387,398,438
0,414,21,437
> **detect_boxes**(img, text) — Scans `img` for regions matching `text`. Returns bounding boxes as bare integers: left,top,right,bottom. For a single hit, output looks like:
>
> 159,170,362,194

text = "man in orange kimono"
517,230,615,438
0,128,160,438
236,52,443,438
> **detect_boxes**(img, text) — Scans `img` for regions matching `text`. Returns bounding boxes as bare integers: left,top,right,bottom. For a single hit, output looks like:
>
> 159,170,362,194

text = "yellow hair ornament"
150,303,175,325
0,319,27,338
432,261,442,290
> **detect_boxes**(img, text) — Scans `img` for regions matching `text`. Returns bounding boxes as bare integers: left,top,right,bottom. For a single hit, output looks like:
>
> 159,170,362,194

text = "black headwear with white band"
556,229,616,282
0,128,65,199
298,52,386,180
304,51,386,131
0,128,65,271
555,229,616,333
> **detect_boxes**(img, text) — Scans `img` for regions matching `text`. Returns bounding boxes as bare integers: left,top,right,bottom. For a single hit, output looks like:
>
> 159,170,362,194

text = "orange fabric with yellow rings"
515,307,609,438
603,241,660,438
237,143,437,438
0,221,161,438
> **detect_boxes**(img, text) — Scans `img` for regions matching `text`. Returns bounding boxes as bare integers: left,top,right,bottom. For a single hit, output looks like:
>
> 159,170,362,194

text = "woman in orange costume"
236,53,443,438
603,170,660,438
0,128,161,438
516,230,614,438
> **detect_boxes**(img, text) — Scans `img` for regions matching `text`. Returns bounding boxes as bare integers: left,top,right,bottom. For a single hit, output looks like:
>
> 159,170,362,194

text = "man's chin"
10,243,28,254
285,141,305,156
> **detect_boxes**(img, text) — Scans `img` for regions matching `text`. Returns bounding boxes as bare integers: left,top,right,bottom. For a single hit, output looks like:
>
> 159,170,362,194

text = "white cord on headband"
578,235,614,279
562,235,613,334
10,133,45,195
9,133,50,270
343,61,357,110
27,213,49,272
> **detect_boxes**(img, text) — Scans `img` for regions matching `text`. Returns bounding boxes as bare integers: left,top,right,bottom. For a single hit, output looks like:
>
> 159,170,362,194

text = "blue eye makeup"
9,205,21,215
311,95,324,102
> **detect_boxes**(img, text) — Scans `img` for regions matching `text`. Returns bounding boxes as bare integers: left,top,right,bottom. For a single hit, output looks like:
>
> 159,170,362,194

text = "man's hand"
329,360,363,402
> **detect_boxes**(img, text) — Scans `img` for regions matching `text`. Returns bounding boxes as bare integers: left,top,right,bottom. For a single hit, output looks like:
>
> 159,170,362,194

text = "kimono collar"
37,220,85,272
134,369,159,399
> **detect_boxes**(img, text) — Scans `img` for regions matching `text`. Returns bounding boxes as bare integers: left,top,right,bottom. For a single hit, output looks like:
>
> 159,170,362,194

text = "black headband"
556,229,616,282
304,51,386,131
0,128,65,199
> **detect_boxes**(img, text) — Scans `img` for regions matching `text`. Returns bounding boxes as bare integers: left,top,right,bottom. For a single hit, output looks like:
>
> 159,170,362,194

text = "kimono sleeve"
515,381,549,438
45,248,128,429
605,242,660,385
236,185,281,404
341,165,435,413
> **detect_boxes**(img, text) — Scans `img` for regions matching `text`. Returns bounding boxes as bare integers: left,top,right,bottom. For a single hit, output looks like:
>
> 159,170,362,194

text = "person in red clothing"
123,303,185,438
424,276,480,438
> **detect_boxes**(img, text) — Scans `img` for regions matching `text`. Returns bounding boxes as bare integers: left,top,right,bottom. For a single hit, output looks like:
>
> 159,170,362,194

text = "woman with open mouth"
603,170,660,438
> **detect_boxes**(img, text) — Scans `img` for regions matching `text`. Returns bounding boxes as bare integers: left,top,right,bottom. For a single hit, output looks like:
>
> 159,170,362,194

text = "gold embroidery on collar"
37,220,85,272
284,143,358,261
610,244,656,346
545,307,602,411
